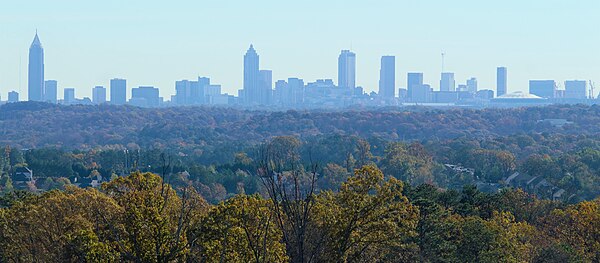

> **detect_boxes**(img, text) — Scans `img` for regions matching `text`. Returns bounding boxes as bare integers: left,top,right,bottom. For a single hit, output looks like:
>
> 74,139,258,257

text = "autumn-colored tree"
316,165,420,262
192,195,287,262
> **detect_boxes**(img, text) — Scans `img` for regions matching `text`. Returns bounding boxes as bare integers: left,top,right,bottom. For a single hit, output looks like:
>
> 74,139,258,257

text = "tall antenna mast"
19,56,22,95
441,51,446,73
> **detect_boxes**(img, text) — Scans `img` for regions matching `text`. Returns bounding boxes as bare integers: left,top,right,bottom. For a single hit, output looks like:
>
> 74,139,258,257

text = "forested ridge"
2,102,600,149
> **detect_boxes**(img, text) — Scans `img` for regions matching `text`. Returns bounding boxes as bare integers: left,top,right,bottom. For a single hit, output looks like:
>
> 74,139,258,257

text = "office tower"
92,86,107,104
175,80,191,105
378,56,395,98
440,72,455,92
412,84,432,103
64,88,75,105
8,91,19,103
564,80,587,99
110,78,127,105
457,84,468,92
338,50,356,89
529,80,556,98
467,78,478,93
131,86,160,107
407,73,424,100
28,32,44,101
44,80,57,103
259,70,273,104
243,44,260,104
497,67,507,97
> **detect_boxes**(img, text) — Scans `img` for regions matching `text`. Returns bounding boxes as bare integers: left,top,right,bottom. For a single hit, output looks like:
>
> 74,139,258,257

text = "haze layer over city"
1,0,599,108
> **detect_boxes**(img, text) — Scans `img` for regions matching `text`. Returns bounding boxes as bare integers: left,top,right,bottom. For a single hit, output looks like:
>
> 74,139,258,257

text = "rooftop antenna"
19,56,22,95
441,51,446,73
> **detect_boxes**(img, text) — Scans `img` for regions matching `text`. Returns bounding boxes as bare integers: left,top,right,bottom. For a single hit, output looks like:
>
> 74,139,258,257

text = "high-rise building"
8,91,19,103
529,80,556,98
92,86,107,104
243,45,260,105
64,88,75,105
28,32,44,101
259,70,273,104
131,86,160,107
497,67,507,97
564,80,587,99
412,84,432,103
466,78,478,93
378,56,395,98
407,73,424,100
440,73,455,92
44,80,57,103
110,78,127,105
338,50,356,89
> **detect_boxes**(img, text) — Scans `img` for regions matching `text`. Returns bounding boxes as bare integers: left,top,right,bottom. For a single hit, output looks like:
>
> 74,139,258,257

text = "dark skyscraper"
378,56,395,98
28,32,44,101
407,73,424,100
110,78,127,105
338,50,356,89
497,67,507,97
243,45,260,104
44,80,57,103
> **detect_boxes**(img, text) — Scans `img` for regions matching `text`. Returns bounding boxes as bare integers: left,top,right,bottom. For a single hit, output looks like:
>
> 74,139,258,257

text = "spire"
31,31,42,48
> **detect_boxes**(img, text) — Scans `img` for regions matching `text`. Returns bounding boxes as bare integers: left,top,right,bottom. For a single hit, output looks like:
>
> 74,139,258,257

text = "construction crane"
589,80,596,100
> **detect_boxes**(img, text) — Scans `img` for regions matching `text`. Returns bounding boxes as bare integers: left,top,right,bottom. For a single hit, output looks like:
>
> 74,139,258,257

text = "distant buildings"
8,91,19,103
338,50,356,89
497,67,507,97
378,56,395,98
407,73,424,101
92,86,107,104
110,78,127,105
529,80,556,98
242,45,261,105
28,32,44,102
44,80,57,103
466,78,478,93
440,72,455,92
131,86,161,107
564,80,587,99
8,35,598,109
63,88,75,105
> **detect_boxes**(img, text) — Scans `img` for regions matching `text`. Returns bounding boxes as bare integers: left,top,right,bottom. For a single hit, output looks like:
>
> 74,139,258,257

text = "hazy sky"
1,0,599,100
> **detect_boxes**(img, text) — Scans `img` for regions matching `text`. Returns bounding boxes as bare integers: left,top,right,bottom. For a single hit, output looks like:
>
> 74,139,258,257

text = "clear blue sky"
1,0,599,100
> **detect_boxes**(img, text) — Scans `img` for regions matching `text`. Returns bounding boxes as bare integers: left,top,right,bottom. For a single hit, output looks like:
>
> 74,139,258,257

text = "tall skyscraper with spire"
338,50,356,89
28,32,44,101
243,45,260,104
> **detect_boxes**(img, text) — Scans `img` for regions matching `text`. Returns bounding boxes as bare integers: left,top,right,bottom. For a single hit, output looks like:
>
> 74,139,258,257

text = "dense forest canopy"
1,102,600,261
1,102,600,150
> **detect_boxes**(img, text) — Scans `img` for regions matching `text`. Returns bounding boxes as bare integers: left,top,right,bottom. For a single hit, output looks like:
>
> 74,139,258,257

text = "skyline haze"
1,0,599,100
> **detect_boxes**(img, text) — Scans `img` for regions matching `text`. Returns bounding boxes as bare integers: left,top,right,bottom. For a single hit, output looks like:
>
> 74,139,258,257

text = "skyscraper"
407,73,424,100
378,56,395,98
110,78,127,105
44,80,57,103
92,86,107,104
497,67,507,97
440,73,455,92
338,50,356,89
64,88,75,105
259,70,273,104
243,45,260,104
466,78,478,93
28,32,44,101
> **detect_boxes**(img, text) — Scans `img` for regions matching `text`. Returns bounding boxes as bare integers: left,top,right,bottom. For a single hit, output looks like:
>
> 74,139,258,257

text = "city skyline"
1,1,599,100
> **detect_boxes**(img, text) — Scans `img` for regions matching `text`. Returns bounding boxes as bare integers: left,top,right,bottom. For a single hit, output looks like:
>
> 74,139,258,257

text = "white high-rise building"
338,50,356,89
